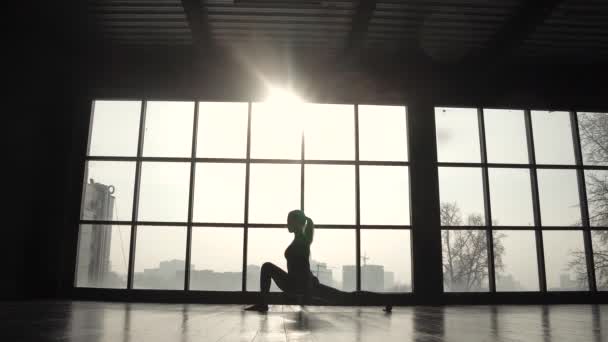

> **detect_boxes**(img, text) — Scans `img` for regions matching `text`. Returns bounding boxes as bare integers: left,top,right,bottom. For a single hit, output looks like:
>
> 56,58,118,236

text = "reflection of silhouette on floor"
245,210,392,313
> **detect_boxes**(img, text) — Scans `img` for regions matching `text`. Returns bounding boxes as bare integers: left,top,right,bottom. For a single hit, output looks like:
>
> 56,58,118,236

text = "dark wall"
7,4,607,300
5,1,90,300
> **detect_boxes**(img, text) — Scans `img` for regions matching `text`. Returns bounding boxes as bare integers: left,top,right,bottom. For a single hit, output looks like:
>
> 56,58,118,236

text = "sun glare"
264,87,303,104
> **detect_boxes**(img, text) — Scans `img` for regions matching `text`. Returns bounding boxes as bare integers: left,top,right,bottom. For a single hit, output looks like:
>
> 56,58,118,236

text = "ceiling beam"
342,0,377,63
181,0,212,53
469,0,563,67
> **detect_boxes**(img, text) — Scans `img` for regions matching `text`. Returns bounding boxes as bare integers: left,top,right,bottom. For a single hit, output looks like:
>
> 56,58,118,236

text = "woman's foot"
244,304,269,312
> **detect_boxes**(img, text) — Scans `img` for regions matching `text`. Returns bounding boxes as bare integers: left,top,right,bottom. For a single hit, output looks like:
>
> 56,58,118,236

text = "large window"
78,100,605,297
77,100,412,293
437,108,606,293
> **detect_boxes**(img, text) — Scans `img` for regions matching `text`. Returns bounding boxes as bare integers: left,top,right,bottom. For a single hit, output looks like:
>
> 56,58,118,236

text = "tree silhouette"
568,112,608,289
441,202,505,291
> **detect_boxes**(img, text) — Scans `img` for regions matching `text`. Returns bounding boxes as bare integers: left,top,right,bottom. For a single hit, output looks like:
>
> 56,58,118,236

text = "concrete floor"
0,301,605,341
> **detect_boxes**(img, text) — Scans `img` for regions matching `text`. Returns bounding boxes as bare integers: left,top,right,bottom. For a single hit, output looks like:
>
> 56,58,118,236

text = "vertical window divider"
570,110,596,292
242,102,252,292
354,104,362,292
184,101,199,291
477,108,495,292
73,101,97,288
301,111,305,211
127,100,147,289
524,109,547,292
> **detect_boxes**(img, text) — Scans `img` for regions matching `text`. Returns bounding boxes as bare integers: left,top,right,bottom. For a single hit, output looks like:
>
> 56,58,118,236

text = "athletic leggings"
260,262,352,303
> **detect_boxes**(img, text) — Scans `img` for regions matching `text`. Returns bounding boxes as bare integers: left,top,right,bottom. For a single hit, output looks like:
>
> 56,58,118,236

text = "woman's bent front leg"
260,262,291,293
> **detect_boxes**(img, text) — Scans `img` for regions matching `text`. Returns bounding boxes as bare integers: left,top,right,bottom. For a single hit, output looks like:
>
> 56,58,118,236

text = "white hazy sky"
81,101,595,292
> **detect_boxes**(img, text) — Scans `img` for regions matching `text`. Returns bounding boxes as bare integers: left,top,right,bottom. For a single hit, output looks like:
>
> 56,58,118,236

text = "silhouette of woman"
244,209,373,312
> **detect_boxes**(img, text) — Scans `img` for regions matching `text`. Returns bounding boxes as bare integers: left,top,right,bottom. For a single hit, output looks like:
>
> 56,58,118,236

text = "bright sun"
264,87,303,104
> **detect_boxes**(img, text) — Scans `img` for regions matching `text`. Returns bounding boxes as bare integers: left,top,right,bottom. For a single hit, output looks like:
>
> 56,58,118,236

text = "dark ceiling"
88,0,608,66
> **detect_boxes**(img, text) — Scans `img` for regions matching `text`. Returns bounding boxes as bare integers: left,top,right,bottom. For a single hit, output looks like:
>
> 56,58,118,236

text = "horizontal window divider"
358,225,412,229
582,165,608,170
302,224,357,229
191,222,244,228
437,162,527,168
79,220,133,226
246,223,290,228
441,225,493,230
87,156,192,162
246,223,362,229
133,221,189,227
538,226,589,230
78,221,416,229
534,164,581,169
195,158,247,163
487,226,540,230
248,158,302,164
138,157,192,162
437,162,593,169
442,225,591,230
357,160,409,166
86,156,138,161
303,159,358,165
84,156,413,166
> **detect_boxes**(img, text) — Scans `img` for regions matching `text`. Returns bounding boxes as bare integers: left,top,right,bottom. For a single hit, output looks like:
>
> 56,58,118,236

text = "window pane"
305,165,355,225
197,102,248,158
435,107,481,163
489,168,534,226
133,226,187,290
531,110,575,165
543,230,588,291
578,112,608,166
592,231,608,291
439,167,485,226
312,229,356,291
142,101,194,157
246,228,293,292
360,166,410,225
88,100,141,157
193,163,245,223
360,230,411,292
250,102,302,159
358,105,408,161
585,170,608,227
494,231,539,291
484,109,528,164
537,169,581,227
81,161,135,221
190,227,243,291
138,162,190,222
75,224,131,289
442,229,489,292
248,164,300,224
303,104,354,160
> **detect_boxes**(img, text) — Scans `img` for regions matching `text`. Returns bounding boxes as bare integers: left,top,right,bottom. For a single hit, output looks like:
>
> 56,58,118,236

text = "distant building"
343,264,385,291
342,265,356,291
556,273,581,291
246,265,262,291
76,180,114,287
384,271,395,291
135,259,190,290
189,270,242,291
496,274,525,291
362,265,384,292
311,260,333,287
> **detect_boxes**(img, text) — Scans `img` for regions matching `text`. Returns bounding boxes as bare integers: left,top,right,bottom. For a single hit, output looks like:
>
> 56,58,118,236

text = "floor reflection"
1,302,605,341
